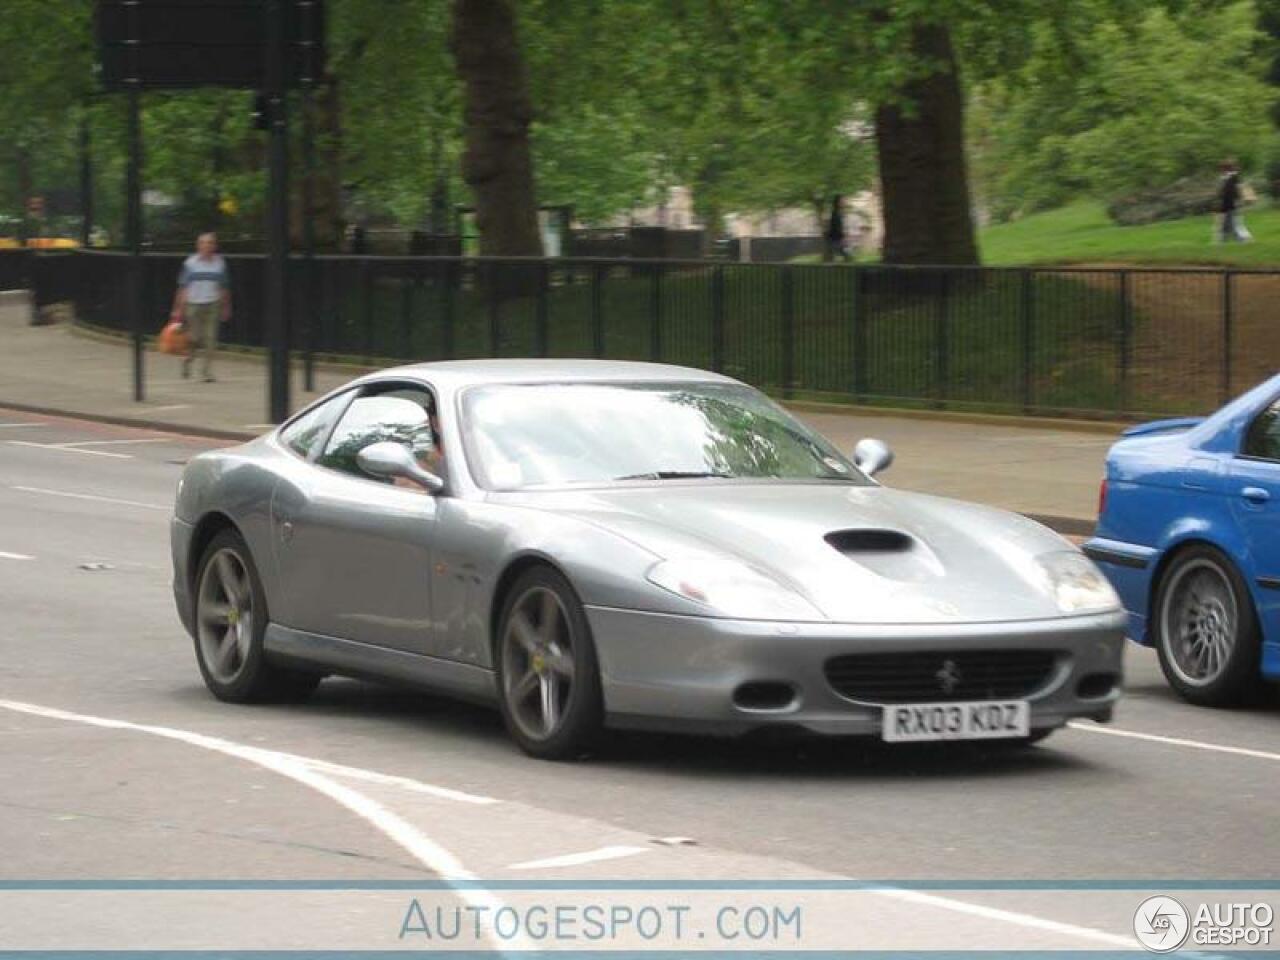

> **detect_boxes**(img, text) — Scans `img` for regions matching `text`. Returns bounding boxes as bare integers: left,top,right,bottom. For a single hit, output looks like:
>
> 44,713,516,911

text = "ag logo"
1134,896,1190,952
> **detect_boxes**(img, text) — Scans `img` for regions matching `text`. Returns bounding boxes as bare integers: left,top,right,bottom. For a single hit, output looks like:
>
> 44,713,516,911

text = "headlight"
1034,550,1120,614
646,557,821,620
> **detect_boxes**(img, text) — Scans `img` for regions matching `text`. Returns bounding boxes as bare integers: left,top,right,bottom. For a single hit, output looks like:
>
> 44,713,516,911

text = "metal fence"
17,248,1280,418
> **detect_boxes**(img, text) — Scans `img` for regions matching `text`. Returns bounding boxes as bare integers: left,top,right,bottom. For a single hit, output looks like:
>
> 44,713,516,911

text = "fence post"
1221,270,1234,405
1020,268,1034,413
1118,270,1131,415
649,264,663,361
304,256,317,390
710,264,726,372
935,271,950,410
591,263,604,358
781,266,795,399
487,260,501,357
361,257,374,364
536,260,550,358
400,269,414,360
852,267,867,401
441,261,456,360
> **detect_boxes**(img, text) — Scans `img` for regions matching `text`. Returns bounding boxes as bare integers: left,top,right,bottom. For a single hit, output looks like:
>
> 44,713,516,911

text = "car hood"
497,483,1075,623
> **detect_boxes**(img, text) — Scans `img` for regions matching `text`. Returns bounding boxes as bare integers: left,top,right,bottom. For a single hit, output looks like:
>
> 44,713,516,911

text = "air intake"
824,529,913,555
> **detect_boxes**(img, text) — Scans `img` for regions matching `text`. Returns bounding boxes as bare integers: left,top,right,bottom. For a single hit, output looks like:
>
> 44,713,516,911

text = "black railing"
17,248,1280,419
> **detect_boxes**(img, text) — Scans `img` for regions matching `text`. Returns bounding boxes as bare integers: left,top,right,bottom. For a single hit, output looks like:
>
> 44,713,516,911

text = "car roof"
357,358,736,391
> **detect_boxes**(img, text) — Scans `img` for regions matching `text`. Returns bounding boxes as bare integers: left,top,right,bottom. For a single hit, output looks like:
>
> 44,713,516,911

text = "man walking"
171,232,231,381
1218,160,1250,243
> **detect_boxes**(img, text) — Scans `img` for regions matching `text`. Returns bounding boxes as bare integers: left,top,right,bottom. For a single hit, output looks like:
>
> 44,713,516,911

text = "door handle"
1241,486,1271,504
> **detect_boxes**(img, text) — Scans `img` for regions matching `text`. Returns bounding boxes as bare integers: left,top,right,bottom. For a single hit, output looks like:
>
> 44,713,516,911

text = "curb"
1024,513,1096,538
0,398,257,442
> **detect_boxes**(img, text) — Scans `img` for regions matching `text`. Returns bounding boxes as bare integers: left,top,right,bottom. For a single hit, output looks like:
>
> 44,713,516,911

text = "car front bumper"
586,607,1127,737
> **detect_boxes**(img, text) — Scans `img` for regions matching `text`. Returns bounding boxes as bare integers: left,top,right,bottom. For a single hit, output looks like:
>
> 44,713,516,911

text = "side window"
1244,400,1280,462
316,385,438,481
278,392,351,460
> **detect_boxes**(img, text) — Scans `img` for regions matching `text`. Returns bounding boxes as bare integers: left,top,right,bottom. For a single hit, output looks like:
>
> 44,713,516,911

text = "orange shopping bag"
157,320,191,356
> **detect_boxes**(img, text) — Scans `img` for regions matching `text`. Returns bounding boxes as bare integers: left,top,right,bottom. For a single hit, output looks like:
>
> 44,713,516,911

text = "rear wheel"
495,567,603,760
193,529,321,704
1154,545,1261,707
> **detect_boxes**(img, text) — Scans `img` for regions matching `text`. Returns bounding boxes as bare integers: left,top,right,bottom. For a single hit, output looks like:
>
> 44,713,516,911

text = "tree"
875,22,977,264
450,0,543,256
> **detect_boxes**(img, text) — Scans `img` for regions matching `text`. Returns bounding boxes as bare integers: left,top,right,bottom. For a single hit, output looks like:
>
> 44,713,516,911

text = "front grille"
825,649,1059,704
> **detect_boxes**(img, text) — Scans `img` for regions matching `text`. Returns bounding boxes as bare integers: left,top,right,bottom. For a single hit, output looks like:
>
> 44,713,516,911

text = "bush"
1106,176,1222,226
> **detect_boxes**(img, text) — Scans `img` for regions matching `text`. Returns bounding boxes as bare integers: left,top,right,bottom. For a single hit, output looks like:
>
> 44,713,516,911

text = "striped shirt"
178,254,229,304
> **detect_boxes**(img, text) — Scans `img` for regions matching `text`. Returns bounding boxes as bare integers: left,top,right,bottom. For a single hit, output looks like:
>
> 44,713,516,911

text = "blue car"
1085,374,1280,707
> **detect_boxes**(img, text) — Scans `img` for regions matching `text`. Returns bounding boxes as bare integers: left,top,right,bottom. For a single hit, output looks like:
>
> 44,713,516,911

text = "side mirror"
853,437,894,477
356,441,444,493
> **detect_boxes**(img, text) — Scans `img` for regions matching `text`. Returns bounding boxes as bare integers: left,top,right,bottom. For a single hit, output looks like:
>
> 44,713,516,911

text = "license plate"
882,700,1030,742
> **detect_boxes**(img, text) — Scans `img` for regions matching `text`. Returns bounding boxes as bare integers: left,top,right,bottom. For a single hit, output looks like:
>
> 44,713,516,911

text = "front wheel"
495,567,604,760
1154,545,1262,707
193,529,321,704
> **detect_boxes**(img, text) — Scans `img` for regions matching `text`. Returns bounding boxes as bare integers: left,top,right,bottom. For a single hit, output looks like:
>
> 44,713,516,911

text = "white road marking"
0,698,526,954
871,887,1132,948
0,699,1140,949
1069,720,1280,763
243,423,276,430
0,551,34,561
57,438,170,449
10,485,168,511
7,441,131,459
143,404,191,413
0,422,44,428
281,753,498,805
508,845,650,871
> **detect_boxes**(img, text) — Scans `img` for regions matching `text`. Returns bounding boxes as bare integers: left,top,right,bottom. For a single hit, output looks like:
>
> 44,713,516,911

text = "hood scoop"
825,529,913,555
824,528,940,582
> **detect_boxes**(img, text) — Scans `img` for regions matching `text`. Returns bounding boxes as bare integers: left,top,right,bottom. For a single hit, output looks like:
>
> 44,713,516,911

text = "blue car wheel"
1153,545,1263,707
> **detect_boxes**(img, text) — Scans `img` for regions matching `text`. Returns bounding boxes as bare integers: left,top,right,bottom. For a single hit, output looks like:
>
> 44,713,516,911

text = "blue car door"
1229,396,1280,632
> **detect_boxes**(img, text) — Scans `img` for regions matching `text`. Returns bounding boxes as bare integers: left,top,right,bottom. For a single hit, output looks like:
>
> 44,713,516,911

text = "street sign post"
94,0,325,421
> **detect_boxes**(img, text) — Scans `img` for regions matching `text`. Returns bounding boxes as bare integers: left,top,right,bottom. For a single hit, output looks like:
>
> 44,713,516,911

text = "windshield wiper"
613,470,733,481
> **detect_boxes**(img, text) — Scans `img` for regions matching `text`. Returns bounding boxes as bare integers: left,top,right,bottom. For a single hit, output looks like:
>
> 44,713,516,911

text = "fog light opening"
733,681,798,712
1076,672,1120,699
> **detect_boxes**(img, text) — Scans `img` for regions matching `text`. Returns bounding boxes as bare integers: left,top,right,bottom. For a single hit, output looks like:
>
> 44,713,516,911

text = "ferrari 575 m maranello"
171,360,1125,759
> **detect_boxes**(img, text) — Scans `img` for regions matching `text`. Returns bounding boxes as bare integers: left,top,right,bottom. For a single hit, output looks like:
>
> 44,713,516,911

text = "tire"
192,529,321,704
1153,544,1262,707
494,566,604,760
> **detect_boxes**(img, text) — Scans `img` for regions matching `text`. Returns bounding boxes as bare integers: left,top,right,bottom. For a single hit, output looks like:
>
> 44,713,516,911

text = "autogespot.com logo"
1134,896,1191,953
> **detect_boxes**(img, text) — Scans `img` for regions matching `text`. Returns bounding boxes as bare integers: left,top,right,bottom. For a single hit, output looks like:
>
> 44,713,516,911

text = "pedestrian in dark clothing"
825,195,850,262
1218,160,1250,243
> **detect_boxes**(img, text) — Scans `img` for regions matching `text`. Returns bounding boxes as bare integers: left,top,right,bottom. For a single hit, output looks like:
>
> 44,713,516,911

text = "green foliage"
331,0,463,226
973,2,1272,219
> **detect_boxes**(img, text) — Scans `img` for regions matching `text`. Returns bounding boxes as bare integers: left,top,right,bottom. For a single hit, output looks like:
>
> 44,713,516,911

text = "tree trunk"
874,23,978,265
450,0,542,257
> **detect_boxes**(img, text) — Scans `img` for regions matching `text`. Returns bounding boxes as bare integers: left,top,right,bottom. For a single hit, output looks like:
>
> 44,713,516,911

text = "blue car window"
1244,399,1280,462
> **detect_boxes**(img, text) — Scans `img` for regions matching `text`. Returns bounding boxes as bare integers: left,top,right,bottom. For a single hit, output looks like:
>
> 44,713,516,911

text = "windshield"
461,381,868,490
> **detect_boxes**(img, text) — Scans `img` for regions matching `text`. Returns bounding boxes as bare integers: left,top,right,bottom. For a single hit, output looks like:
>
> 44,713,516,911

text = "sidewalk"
0,298,1119,526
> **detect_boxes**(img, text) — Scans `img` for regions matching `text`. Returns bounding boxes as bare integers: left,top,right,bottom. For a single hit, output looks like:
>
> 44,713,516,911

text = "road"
1,408,1277,950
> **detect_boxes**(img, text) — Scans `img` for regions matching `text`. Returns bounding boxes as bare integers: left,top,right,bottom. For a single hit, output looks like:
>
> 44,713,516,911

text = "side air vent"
824,529,913,555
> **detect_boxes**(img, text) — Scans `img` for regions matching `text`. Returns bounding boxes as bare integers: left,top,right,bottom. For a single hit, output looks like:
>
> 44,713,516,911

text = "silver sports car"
171,360,1125,759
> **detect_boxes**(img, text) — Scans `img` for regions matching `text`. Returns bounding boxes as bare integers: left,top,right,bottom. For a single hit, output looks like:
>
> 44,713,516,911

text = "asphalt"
1,407,1279,951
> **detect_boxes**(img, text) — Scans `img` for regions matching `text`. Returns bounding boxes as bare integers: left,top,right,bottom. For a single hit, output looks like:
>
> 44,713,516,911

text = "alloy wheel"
197,548,254,685
501,586,576,741
1161,558,1238,687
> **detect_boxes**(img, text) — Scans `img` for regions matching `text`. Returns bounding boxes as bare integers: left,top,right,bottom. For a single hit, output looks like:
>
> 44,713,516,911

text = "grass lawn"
979,201,1280,267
